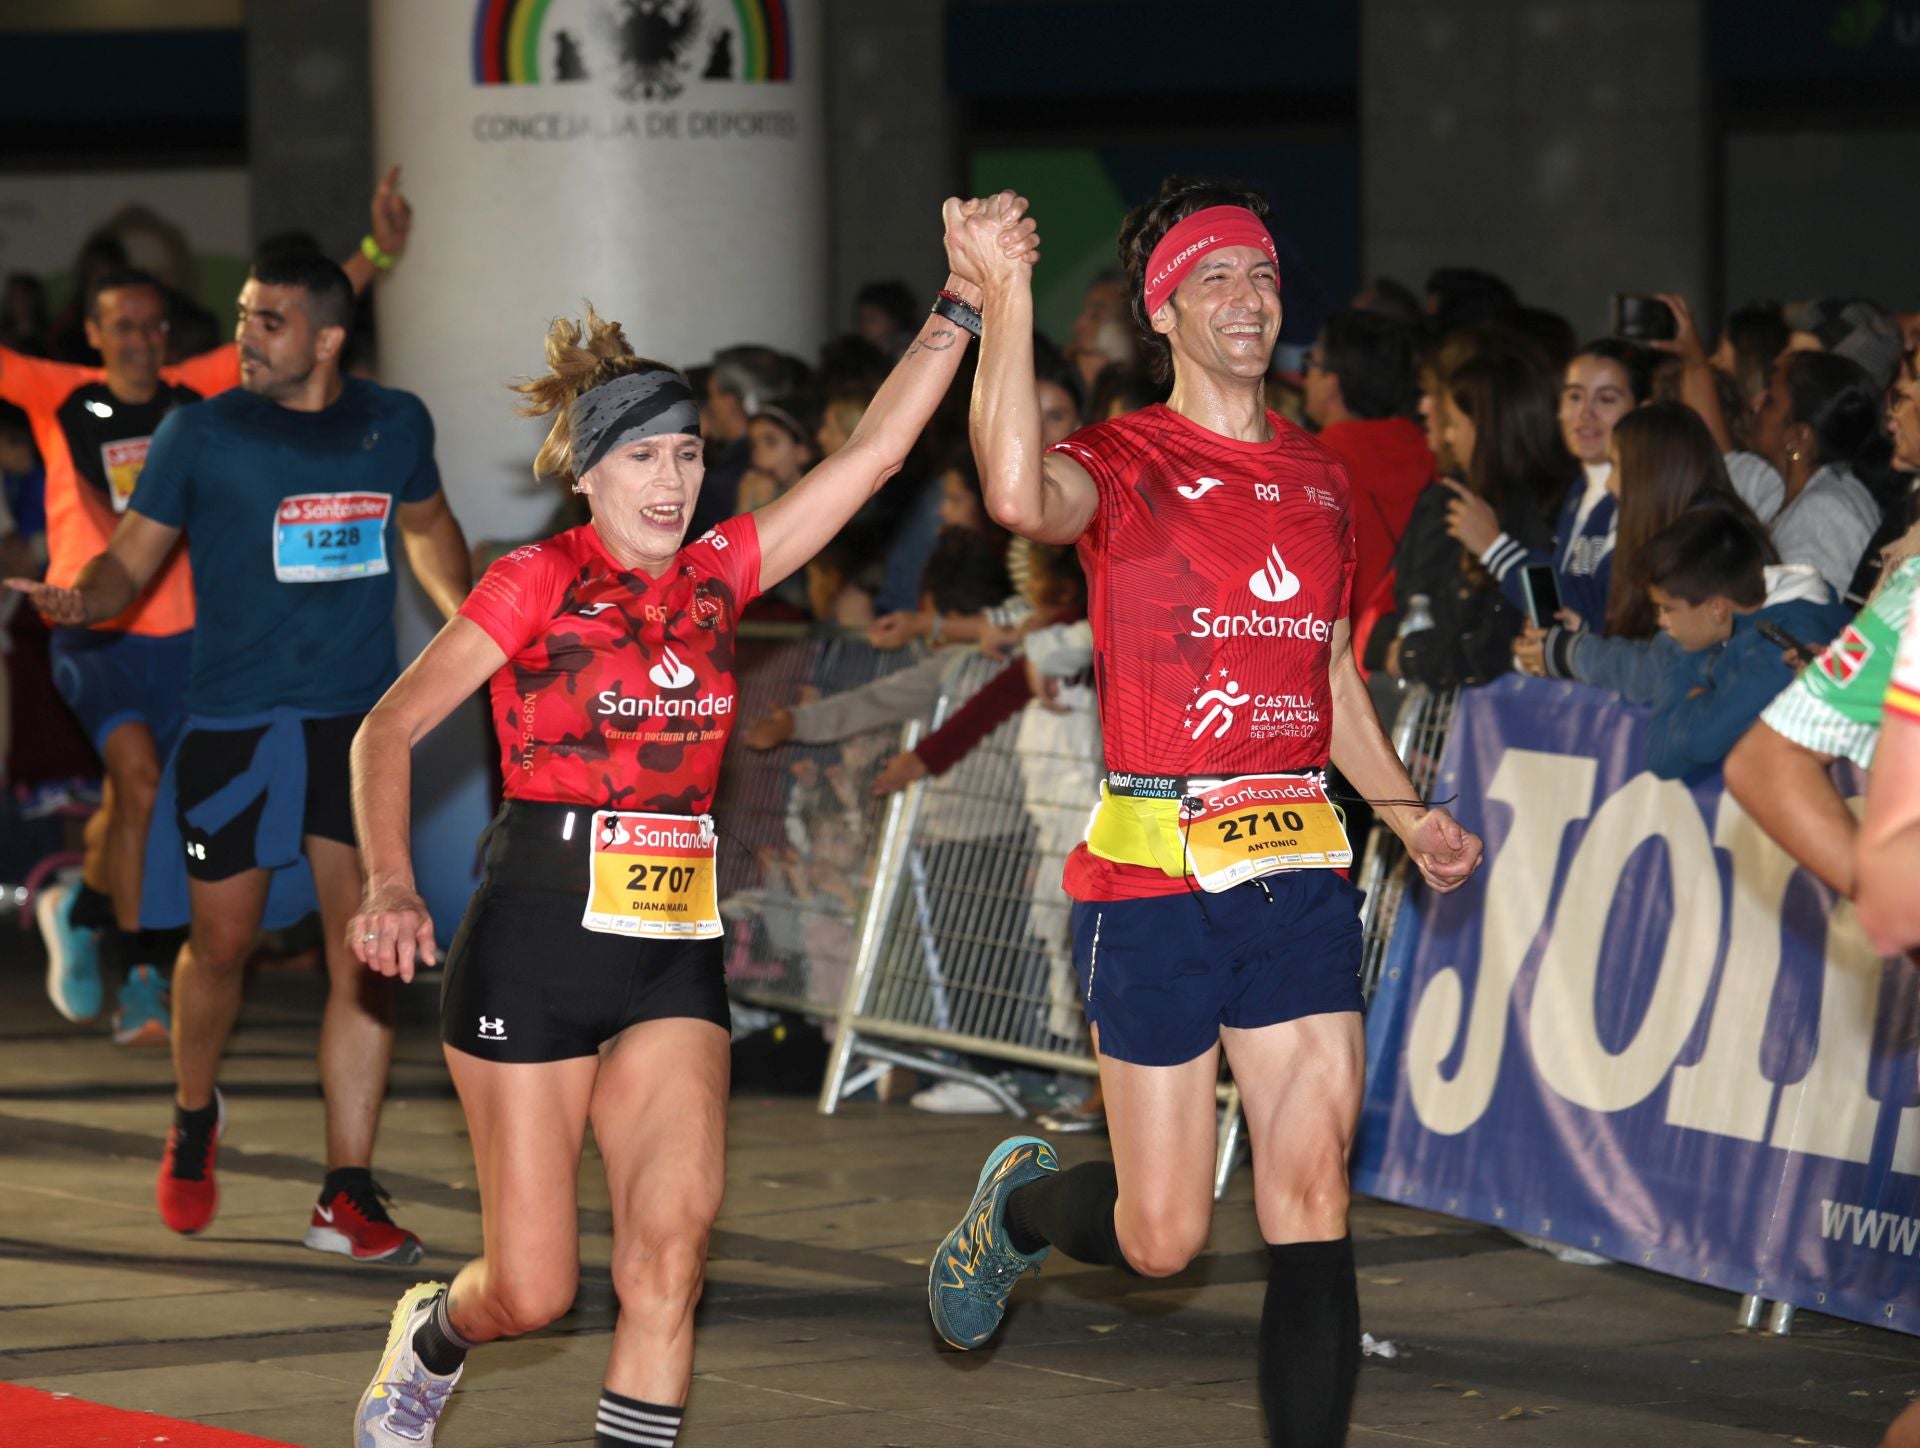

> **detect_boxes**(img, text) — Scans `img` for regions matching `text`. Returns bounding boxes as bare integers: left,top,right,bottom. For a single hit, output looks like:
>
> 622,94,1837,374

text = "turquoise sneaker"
36,880,103,1024
928,1135,1058,1350
112,965,171,1047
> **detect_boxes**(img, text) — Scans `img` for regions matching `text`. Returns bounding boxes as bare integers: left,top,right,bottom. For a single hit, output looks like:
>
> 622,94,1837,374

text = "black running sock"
1257,1237,1359,1448
170,1099,219,1180
595,1388,682,1446
70,882,115,930
1003,1160,1138,1272
139,928,186,973
99,927,137,983
411,1290,472,1377
174,1099,218,1133
322,1165,374,1201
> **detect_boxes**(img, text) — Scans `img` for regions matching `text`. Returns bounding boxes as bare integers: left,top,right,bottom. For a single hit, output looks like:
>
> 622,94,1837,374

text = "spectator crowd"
7,198,1920,1106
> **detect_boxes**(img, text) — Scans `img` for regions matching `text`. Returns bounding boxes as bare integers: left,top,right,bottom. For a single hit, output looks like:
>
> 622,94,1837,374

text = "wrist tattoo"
904,327,958,359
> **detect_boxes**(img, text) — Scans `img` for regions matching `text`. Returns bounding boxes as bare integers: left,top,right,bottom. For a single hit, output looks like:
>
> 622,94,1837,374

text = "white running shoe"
911,1079,1006,1114
354,1281,462,1446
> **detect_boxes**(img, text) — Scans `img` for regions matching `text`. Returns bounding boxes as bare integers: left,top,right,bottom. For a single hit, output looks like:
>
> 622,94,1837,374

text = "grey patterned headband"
569,367,702,478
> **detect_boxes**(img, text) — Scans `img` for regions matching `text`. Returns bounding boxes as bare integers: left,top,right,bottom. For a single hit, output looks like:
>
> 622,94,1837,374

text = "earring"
570,482,586,494
1787,446,1801,465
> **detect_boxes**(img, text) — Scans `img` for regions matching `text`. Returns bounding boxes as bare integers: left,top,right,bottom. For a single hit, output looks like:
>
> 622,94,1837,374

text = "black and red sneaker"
156,1090,224,1235
305,1174,424,1265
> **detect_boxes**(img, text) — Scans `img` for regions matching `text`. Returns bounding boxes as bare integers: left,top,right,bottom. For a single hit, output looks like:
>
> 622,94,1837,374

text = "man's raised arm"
957,202,1098,545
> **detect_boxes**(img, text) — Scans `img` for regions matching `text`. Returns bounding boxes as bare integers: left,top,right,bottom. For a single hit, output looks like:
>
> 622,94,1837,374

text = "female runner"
347,193,1038,1447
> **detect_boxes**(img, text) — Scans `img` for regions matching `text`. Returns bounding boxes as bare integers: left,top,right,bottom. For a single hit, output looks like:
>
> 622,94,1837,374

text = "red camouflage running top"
1048,404,1355,901
459,515,762,813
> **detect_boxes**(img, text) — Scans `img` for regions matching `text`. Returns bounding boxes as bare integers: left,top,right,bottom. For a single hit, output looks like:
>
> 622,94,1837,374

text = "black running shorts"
175,712,361,881
440,800,730,1063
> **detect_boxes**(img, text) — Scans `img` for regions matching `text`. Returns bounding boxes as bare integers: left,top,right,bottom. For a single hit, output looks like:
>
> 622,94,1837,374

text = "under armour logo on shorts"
478,1016,507,1039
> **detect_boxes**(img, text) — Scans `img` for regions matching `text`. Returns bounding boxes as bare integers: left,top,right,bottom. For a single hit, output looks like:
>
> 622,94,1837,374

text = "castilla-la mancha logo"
472,0,793,99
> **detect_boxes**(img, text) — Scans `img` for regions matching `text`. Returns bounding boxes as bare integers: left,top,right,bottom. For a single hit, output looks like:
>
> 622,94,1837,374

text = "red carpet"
0,1385,298,1447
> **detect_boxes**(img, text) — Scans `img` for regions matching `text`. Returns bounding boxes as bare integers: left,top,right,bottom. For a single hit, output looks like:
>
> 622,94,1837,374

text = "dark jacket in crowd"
1643,568,1851,780
1482,472,1616,630
1371,484,1552,689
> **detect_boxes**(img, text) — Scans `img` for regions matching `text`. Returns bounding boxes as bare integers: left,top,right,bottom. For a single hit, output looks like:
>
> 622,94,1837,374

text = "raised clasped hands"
941,190,1041,291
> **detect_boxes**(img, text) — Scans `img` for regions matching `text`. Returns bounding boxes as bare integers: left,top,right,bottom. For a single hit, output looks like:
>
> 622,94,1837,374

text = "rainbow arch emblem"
471,0,793,85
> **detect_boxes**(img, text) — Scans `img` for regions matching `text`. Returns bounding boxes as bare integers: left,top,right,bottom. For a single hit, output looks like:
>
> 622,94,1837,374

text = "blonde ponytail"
511,303,674,482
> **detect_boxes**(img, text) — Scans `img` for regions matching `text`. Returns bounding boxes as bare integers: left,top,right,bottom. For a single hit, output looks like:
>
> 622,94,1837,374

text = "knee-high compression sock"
596,1389,681,1446
138,928,187,975
1258,1237,1359,1448
98,928,137,984
1003,1160,1138,1272
70,881,115,930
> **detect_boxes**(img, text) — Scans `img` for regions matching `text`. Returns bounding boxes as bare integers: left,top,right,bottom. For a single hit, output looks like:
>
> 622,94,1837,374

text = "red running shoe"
156,1090,224,1235
305,1176,425,1265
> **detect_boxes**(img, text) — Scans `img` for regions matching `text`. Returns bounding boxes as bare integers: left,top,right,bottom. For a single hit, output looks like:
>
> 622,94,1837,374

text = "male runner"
2,168,414,1043
9,249,468,1262
925,179,1484,1446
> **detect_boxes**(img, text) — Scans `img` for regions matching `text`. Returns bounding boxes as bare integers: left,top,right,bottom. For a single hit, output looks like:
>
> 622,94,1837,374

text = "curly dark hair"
1117,175,1271,384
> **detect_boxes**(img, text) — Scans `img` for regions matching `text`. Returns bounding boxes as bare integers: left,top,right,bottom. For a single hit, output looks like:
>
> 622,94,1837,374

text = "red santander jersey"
459,516,762,814
1048,405,1355,901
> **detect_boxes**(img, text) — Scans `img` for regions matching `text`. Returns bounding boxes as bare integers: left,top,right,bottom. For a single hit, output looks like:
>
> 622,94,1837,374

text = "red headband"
1141,206,1281,318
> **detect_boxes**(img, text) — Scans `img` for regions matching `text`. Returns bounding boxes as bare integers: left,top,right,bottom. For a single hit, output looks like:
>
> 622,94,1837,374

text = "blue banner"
1354,676,1920,1334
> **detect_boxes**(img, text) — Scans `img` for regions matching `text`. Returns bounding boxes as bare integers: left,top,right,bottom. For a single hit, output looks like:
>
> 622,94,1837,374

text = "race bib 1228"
273,492,392,583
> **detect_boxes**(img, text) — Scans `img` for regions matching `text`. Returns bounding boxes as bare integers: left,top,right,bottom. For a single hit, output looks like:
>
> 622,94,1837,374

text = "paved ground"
3,936,1918,1447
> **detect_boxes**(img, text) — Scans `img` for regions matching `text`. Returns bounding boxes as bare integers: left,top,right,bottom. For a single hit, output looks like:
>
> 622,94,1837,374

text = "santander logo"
1248,545,1300,604
648,647,696,690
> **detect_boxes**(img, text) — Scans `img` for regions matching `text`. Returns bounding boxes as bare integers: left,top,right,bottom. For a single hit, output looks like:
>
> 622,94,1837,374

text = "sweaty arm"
397,490,472,618
972,263,1098,545
1326,618,1483,892
4,510,180,625
349,615,505,981
754,196,1036,590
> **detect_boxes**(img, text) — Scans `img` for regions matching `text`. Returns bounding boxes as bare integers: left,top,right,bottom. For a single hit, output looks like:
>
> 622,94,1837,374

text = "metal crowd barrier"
1355,684,1462,1001
714,623,922,1021
817,647,1104,1116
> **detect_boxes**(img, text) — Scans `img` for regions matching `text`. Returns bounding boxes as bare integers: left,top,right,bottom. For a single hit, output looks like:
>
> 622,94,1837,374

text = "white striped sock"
596,1393,681,1447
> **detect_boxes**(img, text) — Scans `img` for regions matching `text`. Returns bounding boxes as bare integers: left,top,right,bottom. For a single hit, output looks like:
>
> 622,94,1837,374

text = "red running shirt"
1048,404,1355,901
459,516,763,813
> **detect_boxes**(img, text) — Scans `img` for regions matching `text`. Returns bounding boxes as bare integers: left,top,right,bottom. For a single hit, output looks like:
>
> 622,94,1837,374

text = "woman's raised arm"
753,192,1039,590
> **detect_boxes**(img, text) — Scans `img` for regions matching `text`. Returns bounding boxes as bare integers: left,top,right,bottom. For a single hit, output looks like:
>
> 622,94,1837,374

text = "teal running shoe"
112,965,171,1047
928,1134,1058,1349
37,880,103,1024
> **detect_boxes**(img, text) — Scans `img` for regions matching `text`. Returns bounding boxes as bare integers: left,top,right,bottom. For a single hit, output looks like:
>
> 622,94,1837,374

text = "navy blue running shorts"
439,801,730,1063
49,626,192,757
1069,871,1365,1067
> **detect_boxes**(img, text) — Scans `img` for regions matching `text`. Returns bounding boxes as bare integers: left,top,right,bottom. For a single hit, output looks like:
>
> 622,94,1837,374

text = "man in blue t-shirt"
11,252,470,1263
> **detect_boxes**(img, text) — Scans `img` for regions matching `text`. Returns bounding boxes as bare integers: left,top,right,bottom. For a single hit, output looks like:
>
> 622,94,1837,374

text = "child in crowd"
735,396,819,513
1639,507,1850,780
